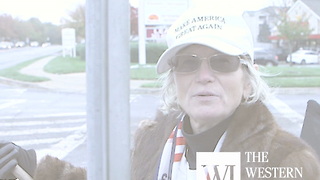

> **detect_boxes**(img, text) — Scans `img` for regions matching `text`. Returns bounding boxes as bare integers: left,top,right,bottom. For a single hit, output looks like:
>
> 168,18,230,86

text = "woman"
131,3,320,180
1,2,319,180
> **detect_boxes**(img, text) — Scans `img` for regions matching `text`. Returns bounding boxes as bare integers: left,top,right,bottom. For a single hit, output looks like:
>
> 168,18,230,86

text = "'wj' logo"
197,152,241,180
201,164,236,180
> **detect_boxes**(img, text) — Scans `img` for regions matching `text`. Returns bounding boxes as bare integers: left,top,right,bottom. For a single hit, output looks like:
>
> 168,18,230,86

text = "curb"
0,76,49,90
1,76,319,95
0,113,86,121
0,76,85,94
130,88,161,94
0,76,162,94
271,87,320,95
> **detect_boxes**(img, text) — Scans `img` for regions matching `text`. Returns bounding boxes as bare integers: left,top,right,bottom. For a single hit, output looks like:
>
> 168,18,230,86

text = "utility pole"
86,0,130,179
138,0,147,64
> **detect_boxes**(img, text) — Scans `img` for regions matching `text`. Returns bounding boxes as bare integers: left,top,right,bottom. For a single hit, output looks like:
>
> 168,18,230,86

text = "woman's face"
173,44,251,133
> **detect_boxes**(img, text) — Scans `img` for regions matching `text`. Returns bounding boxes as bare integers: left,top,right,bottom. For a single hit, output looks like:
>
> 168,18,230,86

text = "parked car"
41,42,51,47
254,49,279,66
30,41,39,47
274,48,289,62
15,41,25,48
287,50,320,64
0,41,14,49
254,42,288,61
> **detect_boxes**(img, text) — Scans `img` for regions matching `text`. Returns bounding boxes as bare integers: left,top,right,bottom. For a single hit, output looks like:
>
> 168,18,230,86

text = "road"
266,92,320,136
0,46,62,69
0,84,161,167
0,83,319,168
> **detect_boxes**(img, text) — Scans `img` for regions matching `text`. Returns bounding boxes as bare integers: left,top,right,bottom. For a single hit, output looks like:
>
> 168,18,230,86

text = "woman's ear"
253,64,259,71
242,69,253,102
242,80,252,102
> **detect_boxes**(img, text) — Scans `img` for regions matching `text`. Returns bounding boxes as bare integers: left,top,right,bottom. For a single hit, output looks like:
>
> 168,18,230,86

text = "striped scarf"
156,118,227,180
157,120,188,179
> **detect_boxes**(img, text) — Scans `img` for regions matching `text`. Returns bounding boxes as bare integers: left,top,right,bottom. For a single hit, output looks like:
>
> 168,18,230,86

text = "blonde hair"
159,56,270,113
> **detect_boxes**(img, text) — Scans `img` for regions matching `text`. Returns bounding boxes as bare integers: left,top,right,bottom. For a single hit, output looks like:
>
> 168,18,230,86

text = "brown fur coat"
131,101,320,179
33,155,86,180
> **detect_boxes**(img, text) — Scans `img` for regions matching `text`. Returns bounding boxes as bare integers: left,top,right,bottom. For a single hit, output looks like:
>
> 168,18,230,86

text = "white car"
15,41,25,48
0,41,14,49
30,41,39,47
287,50,319,64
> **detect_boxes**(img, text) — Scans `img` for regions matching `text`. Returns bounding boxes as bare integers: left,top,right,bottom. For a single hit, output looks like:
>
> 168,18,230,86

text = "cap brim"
156,37,244,74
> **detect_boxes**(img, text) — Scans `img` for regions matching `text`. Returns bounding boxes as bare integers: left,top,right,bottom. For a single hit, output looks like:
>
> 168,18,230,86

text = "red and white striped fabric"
156,117,227,179
171,122,185,162
157,120,192,179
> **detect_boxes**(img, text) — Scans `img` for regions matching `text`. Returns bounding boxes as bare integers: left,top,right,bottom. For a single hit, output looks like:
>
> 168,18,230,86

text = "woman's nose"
196,60,216,83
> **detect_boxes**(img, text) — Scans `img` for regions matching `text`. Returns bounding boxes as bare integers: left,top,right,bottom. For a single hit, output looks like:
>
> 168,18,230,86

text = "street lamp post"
86,0,131,179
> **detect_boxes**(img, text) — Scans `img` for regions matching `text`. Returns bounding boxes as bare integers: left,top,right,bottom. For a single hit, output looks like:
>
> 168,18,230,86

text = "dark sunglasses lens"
173,56,200,72
209,55,240,72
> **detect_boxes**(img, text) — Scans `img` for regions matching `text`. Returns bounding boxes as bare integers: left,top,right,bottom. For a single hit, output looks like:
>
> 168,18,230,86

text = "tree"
0,14,61,45
60,4,139,41
130,6,138,40
275,7,312,65
258,21,271,43
43,23,62,44
27,18,46,42
0,14,16,40
62,4,85,42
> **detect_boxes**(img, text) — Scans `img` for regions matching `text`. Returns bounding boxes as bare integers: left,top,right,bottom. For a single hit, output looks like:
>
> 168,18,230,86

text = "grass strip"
263,76,320,87
0,57,50,82
44,56,86,74
130,64,159,80
139,65,320,88
1,57,319,88
260,66,320,77
140,81,162,88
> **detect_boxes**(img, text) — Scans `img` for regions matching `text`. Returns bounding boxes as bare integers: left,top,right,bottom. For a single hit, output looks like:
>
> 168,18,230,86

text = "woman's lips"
193,91,218,97
192,91,219,101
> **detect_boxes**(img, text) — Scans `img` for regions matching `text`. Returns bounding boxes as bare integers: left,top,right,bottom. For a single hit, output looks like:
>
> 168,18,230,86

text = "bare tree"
130,6,138,40
62,4,85,42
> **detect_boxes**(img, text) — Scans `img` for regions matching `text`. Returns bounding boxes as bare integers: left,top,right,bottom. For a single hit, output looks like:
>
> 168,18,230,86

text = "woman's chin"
189,107,225,122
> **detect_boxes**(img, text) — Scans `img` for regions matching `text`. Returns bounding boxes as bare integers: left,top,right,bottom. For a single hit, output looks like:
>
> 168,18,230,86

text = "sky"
130,0,289,10
0,0,85,25
0,0,289,25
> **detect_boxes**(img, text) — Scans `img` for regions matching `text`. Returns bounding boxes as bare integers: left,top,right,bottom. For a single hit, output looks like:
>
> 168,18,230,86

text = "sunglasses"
170,54,247,73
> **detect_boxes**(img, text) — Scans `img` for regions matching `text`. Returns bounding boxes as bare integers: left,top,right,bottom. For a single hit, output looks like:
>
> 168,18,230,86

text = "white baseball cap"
156,3,254,74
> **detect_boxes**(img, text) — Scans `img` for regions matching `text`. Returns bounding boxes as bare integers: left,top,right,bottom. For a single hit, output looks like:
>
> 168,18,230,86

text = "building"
243,0,320,60
243,7,289,61
285,0,320,51
244,7,279,47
